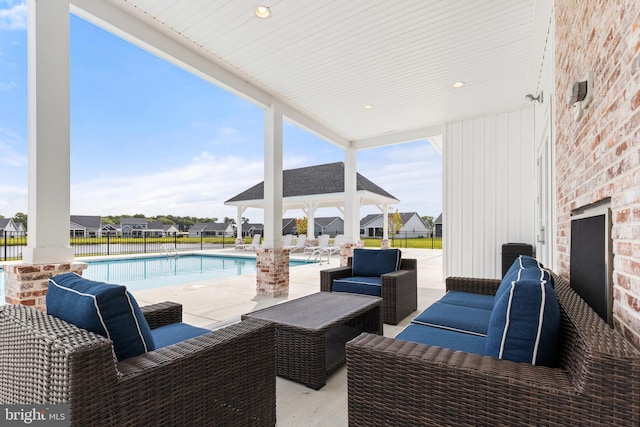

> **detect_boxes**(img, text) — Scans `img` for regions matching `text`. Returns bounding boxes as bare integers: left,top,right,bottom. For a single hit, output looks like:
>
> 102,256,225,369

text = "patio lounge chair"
308,235,346,264
286,234,306,252
304,234,330,255
282,233,293,247
236,233,261,250
0,273,276,426
324,234,345,255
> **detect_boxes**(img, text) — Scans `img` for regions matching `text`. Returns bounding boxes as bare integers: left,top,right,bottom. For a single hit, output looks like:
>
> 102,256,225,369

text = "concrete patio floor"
132,248,445,426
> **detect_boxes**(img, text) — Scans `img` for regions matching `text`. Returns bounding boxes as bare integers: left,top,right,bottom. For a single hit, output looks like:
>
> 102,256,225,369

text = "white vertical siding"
444,108,535,279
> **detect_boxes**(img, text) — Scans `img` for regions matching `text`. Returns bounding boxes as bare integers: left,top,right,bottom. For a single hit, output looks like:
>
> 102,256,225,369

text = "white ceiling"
73,0,544,149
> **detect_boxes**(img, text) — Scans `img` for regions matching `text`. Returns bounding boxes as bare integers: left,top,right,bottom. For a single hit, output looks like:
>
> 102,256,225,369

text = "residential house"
163,224,179,236
314,216,344,237
360,212,431,238
282,218,297,235
70,215,102,238
101,223,118,237
188,222,234,237
241,223,264,238
434,213,443,238
120,217,148,237
14,222,25,235
146,221,166,238
0,218,21,237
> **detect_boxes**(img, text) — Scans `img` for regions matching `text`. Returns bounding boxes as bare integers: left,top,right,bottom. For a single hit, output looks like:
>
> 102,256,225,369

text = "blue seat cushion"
396,324,486,356
486,279,560,367
439,291,495,311
352,248,401,277
47,273,155,361
333,276,381,297
152,322,210,348
411,302,492,336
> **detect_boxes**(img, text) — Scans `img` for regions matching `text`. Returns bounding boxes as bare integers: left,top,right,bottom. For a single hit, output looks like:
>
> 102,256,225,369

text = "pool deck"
131,248,445,329
133,247,446,426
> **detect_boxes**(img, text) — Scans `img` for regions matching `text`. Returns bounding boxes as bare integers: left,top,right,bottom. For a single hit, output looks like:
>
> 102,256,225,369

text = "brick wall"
555,0,640,347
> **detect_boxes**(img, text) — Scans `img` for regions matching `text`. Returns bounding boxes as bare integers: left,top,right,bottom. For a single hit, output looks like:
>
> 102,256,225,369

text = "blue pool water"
0,254,311,297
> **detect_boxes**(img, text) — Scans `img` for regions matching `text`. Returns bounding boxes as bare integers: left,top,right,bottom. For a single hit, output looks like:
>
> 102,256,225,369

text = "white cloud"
0,184,26,216
71,152,265,220
358,142,442,217
0,1,27,31
0,81,16,91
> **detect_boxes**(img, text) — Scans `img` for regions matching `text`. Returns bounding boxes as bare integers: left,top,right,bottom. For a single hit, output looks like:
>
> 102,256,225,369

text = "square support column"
2,262,87,311
258,103,288,295
24,0,74,264
256,248,289,297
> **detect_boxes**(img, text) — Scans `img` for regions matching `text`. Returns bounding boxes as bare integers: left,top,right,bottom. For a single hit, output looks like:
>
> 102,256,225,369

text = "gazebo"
225,162,399,241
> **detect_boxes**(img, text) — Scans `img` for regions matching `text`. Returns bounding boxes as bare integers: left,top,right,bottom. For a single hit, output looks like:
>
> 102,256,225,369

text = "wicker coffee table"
242,292,382,389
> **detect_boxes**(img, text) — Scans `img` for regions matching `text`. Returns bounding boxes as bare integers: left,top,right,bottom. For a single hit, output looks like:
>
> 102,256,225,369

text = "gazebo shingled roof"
225,162,398,209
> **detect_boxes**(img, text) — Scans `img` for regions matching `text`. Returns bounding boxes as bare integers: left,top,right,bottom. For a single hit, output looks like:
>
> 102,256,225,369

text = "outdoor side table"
242,292,382,390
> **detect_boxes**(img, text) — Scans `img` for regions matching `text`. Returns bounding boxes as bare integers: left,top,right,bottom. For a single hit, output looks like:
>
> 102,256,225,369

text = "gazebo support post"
235,206,247,246
381,203,390,248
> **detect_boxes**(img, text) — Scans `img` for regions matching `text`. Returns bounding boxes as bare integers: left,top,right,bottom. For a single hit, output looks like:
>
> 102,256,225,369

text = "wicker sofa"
0,301,276,426
346,272,640,426
320,249,417,325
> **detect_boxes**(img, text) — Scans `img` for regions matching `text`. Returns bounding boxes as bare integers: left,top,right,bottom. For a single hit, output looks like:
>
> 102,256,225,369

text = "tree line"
0,213,245,233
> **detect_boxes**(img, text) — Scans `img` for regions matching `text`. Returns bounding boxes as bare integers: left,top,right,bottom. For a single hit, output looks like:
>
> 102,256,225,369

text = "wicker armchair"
346,273,640,426
0,302,276,426
320,256,417,325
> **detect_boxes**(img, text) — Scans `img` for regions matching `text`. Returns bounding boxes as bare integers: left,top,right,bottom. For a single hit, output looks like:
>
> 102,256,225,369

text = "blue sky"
0,1,441,223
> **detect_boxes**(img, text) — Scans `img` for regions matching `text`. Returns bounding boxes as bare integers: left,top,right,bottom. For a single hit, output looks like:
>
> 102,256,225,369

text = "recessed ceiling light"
363,104,374,110
255,5,271,19
452,81,465,88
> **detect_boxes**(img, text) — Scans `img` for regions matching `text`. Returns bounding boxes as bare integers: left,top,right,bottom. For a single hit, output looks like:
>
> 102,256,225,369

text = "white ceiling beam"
352,125,443,151
282,110,350,149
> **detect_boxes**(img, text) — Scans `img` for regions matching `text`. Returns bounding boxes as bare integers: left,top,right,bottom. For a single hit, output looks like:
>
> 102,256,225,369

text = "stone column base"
2,262,88,311
380,239,391,249
339,241,365,266
256,248,289,297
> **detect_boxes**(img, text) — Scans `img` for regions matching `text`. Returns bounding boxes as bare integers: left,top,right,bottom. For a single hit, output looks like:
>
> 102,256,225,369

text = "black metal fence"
389,232,442,249
1,231,238,262
1,230,443,261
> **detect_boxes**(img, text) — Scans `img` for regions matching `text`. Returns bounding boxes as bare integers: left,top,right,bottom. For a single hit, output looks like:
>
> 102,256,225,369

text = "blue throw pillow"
47,273,155,361
352,248,401,277
495,256,553,302
485,279,560,367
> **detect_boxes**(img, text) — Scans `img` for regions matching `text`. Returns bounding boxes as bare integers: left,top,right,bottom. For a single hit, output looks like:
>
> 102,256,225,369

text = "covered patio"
13,0,544,302
5,0,640,424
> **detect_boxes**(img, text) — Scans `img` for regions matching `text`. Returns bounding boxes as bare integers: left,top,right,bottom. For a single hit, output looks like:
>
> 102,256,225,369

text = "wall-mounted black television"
570,204,613,326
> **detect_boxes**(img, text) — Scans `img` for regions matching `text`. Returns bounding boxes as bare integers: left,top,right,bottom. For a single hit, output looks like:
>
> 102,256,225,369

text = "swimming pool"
0,254,312,297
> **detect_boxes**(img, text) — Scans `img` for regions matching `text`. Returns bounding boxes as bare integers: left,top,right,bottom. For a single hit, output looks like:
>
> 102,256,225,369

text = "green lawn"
361,237,442,249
